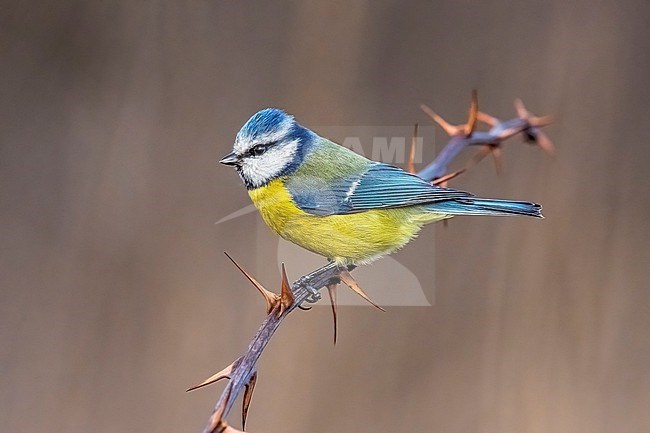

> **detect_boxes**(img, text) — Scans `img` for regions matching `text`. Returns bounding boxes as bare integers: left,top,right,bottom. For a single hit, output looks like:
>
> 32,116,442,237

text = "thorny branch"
192,93,554,432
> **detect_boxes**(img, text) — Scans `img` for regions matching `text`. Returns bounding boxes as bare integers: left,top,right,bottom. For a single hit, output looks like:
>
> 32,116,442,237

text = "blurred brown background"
1,1,649,432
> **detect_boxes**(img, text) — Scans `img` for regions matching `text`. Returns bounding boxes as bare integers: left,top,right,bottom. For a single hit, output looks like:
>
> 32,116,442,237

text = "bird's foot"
296,274,322,303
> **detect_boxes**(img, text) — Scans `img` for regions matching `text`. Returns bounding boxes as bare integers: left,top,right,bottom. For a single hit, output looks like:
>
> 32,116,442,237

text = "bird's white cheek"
240,158,282,188
239,140,298,187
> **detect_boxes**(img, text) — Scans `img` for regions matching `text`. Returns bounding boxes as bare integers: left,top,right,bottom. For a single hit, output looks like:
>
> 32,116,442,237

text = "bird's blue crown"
237,108,291,142
238,107,315,155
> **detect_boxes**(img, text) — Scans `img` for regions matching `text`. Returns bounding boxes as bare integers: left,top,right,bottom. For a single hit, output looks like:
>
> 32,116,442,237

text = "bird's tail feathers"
428,198,543,218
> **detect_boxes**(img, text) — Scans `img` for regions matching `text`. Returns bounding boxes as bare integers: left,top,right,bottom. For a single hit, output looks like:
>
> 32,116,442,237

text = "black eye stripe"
248,141,278,156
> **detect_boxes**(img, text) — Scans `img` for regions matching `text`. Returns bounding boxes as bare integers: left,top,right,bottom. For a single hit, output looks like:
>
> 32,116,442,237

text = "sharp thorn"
514,98,528,118
219,421,245,433
406,123,418,174
326,283,338,344
224,252,279,314
187,356,242,392
339,270,385,312
531,114,554,127
242,371,257,431
477,111,499,127
466,90,478,136
278,263,295,317
468,146,491,168
535,131,556,158
432,169,466,186
491,146,503,175
421,104,460,136
419,103,437,121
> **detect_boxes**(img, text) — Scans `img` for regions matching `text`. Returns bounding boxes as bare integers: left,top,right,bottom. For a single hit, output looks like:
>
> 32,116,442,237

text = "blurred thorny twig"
191,92,554,432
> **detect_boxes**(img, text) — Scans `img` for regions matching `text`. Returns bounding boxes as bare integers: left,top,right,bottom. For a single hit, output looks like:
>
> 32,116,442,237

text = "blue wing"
286,163,473,216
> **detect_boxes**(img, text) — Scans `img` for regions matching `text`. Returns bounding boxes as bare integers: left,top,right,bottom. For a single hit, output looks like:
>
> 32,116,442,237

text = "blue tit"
220,108,542,266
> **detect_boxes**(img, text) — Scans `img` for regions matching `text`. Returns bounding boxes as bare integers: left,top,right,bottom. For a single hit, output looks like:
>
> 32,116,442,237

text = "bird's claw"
295,274,322,303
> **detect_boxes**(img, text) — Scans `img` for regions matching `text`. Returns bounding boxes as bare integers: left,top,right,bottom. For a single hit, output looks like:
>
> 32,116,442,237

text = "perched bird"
220,108,542,267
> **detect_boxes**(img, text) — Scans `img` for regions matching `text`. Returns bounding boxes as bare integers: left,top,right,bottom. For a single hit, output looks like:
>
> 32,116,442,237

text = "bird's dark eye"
251,144,267,156
249,141,277,157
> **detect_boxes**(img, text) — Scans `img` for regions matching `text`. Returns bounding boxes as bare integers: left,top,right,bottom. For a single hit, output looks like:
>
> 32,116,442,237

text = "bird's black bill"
219,151,239,166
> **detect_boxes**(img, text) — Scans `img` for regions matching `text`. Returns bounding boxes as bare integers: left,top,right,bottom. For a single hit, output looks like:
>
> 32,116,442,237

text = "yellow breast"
248,179,448,265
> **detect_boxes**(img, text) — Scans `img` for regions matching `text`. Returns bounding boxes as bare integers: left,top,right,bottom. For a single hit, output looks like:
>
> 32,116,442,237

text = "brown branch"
198,261,340,433
416,95,554,182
